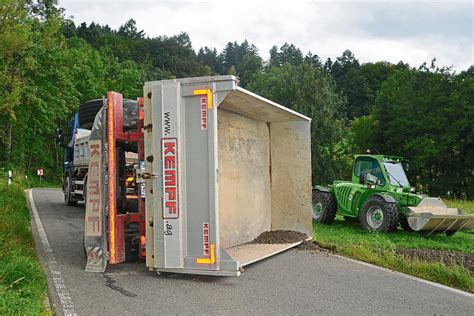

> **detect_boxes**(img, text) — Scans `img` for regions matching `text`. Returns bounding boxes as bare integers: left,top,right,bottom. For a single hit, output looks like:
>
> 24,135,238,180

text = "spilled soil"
250,230,334,254
297,240,334,254
251,230,308,244
396,248,474,275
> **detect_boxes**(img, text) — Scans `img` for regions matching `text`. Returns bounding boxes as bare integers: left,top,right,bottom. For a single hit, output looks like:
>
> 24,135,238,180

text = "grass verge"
0,179,50,314
313,199,474,293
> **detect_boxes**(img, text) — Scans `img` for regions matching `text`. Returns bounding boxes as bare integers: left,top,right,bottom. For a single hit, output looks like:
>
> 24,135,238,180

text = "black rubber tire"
312,189,337,224
64,175,77,206
78,99,138,131
83,174,88,204
78,99,103,130
359,195,399,232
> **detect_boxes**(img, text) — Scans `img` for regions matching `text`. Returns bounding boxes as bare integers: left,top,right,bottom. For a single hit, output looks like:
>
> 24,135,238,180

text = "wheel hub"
366,206,384,229
312,202,323,219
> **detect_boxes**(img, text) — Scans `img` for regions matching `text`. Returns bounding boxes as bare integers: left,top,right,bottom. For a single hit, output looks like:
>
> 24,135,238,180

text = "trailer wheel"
312,189,337,224
360,195,398,232
64,175,77,206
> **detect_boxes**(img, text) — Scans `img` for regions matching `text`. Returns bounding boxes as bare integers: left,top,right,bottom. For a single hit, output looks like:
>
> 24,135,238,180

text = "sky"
58,0,473,71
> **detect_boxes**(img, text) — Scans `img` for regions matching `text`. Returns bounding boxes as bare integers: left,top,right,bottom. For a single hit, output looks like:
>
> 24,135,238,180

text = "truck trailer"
61,76,313,276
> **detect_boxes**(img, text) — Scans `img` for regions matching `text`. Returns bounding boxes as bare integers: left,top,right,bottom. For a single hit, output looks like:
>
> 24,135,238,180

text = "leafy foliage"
351,64,473,198
0,1,472,198
248,63,349,184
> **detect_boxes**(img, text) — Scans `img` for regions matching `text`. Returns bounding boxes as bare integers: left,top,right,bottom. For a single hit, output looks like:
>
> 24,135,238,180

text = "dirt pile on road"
251,230,308,244
396,248,474,275
297,240,334,253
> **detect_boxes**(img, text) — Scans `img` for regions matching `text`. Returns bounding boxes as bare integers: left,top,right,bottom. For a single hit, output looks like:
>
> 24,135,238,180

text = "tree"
248,63,349,185
0,0,34,162
268,43,304,67
117,19,144,40
197,46,220,74
352,63,474,197
220,40,262,86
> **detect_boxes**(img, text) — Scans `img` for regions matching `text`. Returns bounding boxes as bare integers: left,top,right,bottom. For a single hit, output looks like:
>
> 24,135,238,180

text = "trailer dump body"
144,76,312,276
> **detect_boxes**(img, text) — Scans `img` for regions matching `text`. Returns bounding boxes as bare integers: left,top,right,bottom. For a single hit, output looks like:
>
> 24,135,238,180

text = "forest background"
1,0,472,198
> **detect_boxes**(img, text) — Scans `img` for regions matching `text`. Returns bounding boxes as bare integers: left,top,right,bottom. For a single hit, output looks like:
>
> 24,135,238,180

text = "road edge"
26,189,77,316
333,254,474,298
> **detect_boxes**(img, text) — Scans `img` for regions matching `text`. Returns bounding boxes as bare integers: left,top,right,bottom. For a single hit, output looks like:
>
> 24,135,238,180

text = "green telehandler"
312,154,474,236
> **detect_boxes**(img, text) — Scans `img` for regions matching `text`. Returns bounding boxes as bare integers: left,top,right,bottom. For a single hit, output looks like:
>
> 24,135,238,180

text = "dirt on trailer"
396,248,474,275
251,230,308,244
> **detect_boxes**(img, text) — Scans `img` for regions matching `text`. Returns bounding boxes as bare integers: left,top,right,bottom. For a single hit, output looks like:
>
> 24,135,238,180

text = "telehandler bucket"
407,197,474,236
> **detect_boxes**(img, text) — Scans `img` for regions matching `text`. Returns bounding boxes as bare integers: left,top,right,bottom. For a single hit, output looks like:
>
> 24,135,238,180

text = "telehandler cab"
312,154,474,236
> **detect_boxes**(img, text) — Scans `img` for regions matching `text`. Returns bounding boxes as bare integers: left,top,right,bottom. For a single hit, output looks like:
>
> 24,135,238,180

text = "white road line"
334,254,474,299
28,189,77,316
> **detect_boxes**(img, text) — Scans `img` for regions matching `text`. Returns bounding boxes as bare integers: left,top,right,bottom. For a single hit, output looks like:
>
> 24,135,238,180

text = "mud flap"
407,197,474,236
84,107,108,272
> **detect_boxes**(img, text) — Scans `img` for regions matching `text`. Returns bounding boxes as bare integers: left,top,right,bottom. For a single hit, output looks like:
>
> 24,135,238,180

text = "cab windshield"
383,162,410,187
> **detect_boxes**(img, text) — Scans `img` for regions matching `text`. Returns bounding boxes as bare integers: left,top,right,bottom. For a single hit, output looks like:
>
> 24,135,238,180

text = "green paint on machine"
312,154,474,235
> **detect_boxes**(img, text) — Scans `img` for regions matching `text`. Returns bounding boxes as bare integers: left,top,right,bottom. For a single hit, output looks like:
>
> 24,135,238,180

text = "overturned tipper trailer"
81,76,312,276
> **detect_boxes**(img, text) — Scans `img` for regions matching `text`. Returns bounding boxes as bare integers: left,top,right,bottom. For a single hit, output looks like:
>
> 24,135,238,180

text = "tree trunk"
26,125,37,174
6,123,12,163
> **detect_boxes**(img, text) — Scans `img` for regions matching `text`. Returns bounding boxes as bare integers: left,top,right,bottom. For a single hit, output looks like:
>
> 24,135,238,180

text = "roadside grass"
445,199,474,214
313,199,474,292
0,168,61,189
0,179,50,314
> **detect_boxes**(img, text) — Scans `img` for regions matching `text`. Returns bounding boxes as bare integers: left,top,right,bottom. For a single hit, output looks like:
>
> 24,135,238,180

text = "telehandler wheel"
360,195,399,232
64,175,77,206
312,189,337,224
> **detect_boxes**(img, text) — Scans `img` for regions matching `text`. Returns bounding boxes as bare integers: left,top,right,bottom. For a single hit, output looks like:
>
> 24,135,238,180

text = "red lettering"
165,187,176,200
166,201,177,214
162,138,178,219
89,161,99,177
90,198,101,213
87,216,100,233
90,144,100,157
163,142,175,155
164,170,176,186
89,179,100,195
164,156,175,169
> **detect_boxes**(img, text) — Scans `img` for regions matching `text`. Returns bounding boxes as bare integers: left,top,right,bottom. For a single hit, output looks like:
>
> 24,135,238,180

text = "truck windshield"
383,162,410,187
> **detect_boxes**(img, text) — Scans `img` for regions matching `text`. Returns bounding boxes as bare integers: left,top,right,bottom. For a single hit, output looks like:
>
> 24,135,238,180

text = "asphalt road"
29,188,474,316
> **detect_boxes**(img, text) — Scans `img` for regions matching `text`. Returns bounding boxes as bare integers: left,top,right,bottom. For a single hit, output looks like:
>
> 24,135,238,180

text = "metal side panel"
149,82,184,269
143,84,154,268
181,83,222,271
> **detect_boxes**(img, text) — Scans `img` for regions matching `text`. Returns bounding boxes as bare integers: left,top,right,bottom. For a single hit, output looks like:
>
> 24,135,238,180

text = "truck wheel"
64,175,77,206
312,189,337,224
83,175,88,204
78,99,103,130
360,195,398,232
